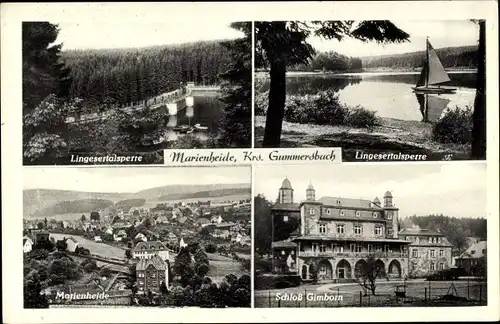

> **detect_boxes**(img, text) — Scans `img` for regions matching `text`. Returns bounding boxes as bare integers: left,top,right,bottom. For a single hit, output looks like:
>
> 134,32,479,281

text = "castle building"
132,241,170,261
399,226,453,277
271,178,411,281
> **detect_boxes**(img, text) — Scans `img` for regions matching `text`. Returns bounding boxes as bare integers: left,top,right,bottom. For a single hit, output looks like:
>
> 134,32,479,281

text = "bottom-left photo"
22,166,252,308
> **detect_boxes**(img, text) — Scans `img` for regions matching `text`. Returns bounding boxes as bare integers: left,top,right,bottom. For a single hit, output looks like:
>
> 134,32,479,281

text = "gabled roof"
66,237,78,243
460,240,487,259
136,254,167,271
133,241,169,252
318,196,382,210
399,227,444,236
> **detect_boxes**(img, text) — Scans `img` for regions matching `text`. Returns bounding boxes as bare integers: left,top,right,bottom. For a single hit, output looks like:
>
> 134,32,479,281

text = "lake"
257,72,477,122
159,92,223,142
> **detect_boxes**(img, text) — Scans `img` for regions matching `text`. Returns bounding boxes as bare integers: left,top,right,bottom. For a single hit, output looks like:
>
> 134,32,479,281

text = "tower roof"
280,178,292,190
373,197,380,203
307,183,315,191
384,191,393,198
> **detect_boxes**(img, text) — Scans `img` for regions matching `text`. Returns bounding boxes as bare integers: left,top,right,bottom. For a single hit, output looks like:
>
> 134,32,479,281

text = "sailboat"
412,38,457,94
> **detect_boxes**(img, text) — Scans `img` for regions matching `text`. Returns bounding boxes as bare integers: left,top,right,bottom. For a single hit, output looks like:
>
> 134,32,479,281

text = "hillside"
23,183,251,218
62,40,234,107
361,45,478,70
158,188,251,201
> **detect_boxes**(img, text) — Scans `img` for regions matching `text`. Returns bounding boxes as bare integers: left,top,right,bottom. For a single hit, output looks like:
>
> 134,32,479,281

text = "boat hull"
412,86,457,94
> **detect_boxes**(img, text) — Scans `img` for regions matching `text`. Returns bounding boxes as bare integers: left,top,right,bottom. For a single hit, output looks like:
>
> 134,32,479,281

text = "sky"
255,163,487,219
307,20,479,57
54,20,244,50
23,166,250,193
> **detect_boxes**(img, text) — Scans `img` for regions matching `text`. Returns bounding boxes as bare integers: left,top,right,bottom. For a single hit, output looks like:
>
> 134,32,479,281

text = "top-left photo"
22,20,252,165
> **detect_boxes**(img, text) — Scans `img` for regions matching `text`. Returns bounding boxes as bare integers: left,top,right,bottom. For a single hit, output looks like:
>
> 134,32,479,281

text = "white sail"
427,42,451,85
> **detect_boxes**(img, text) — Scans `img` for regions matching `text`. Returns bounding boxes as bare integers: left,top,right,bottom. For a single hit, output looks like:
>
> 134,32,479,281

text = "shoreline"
254,116,471,160
255,68,477,77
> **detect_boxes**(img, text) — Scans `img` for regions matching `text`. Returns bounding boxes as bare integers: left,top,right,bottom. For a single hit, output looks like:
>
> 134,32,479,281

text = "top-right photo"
254,20,486,161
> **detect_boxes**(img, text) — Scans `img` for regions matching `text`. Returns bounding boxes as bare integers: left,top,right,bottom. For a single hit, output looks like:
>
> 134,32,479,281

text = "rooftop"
272,203,300,211
318,196,383,210
133,241,169,252
292,235,410,244
136,254,167,271
399,227,444,236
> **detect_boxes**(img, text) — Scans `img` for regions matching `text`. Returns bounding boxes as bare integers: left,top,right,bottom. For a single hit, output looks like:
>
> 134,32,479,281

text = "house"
212,229,231,240
179,237,188,249
132,241,170,261
399,225,453,277
136,254,169,294
455,240,487,275
114,230,128,241
215,222,237,230
135,233,148,242
166,232,178,244
65,237,79,252
211,215,223,224
196,218,211,226
270,178,411,280
23,236,33,253
94,236,102,243
240,235,251,246
232,233,243,243
105,227,114,235
156,215,169,224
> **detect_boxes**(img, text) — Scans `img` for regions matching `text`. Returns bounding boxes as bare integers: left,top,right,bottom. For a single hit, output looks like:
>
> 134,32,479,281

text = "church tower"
383,191,399,239
278,178,294,204
306,183,315,201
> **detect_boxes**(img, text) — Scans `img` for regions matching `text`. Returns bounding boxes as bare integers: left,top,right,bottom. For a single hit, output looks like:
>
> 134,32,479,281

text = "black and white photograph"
254,163,487,307
254,20,486,161
22,17,251,165
23,166,251,307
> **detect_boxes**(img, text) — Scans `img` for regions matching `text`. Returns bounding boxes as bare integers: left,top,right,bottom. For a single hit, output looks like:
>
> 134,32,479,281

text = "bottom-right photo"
253,163,487,308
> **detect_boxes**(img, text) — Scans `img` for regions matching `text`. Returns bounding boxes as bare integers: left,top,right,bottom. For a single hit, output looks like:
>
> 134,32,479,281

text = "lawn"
49,233,126,260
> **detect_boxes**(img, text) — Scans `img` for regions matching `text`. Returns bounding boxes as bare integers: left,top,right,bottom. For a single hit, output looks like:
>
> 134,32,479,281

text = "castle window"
439,249,444,257
387,212,393,220
319,224,327,234
326,209,331,215
373,212,378,218
482,249,486,254
319,244,327,253
367,244,372,253
336,224,345,234
374,244,382,252
415,237,420,243
355,211,360,217
374,226,383,236
309,208,315,215
354,224,362,235
337,200,341,205
471,250,476,254
430,249,436,258
319,264,327,274
438,237,441,243
406,237,410,241
312,243,318,253
283,215,289,222
412,249,418,258
430,263,435,271
333,244,344,253
339,210,345,216
355,243,362,253
440,263,445,270
388,228,393,236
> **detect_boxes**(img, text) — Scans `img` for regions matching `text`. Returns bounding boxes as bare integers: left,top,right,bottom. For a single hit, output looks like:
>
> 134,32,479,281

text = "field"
206,253,248,282
49,233,126,260
254,279,487,307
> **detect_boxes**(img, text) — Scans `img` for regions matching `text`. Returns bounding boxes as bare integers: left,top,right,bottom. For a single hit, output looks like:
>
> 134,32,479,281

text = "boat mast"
425,36,429,88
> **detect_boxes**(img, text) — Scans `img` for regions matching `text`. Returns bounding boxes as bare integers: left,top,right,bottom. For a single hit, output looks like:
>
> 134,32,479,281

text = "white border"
2,1,499,323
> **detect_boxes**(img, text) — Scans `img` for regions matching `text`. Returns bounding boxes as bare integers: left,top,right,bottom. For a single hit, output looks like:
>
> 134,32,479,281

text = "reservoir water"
257,71,477,122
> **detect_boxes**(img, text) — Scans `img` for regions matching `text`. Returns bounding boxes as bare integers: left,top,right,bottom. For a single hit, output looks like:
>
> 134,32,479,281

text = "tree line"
290,51,362,72
362,45,478,69
63,41,233,107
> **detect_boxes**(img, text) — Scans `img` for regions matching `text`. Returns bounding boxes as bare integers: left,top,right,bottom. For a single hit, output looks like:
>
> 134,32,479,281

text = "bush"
344,106,378,129
205,243,217,254
432,106,473,144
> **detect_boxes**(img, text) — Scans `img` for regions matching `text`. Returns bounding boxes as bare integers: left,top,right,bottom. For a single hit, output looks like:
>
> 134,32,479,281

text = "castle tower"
278,178,294,204
373,197,381,207
383,191,399,238
383,191,393,207
306,183,315,201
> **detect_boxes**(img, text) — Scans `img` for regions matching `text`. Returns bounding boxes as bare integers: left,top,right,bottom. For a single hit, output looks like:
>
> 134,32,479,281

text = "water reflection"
415,93,451,123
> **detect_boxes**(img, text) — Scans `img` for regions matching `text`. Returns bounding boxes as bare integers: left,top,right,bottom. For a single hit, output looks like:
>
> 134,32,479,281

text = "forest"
62,41,233,107
289,51,362,72
362,45,478,70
